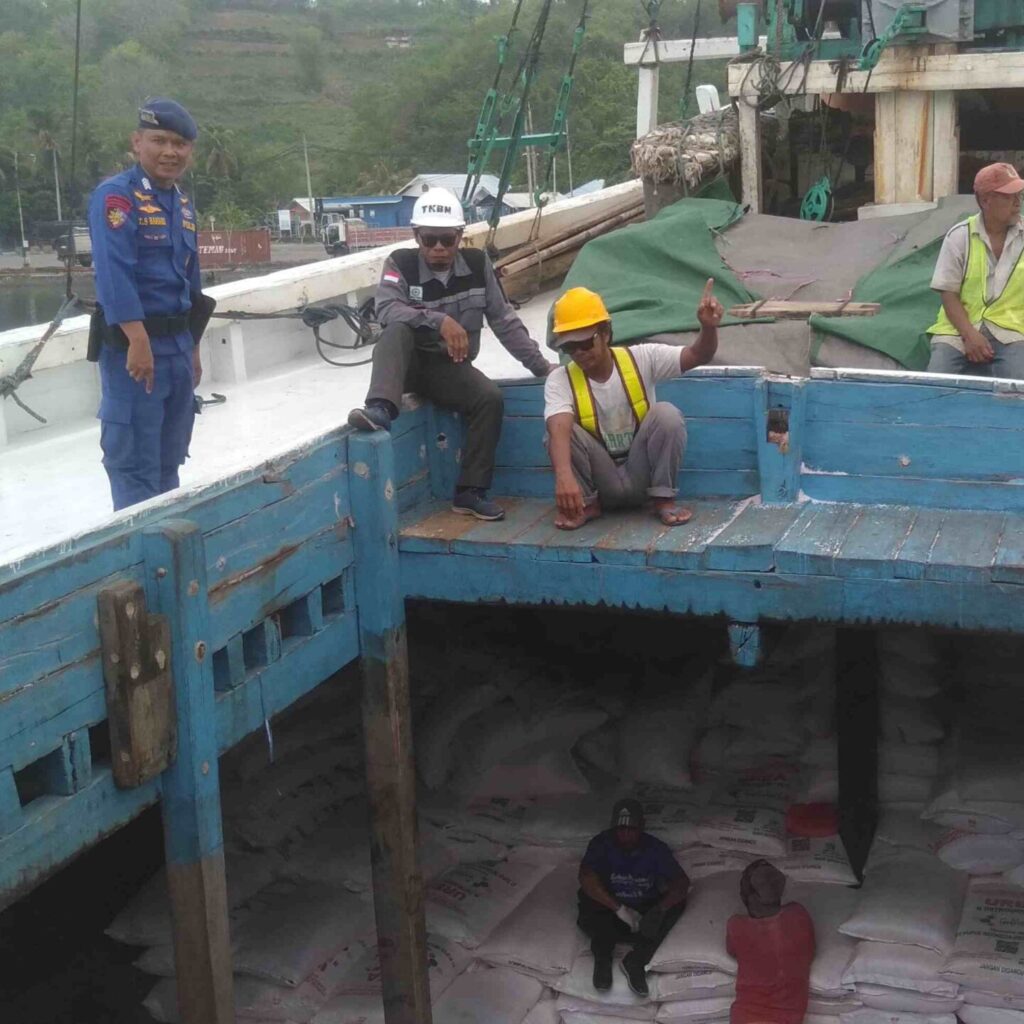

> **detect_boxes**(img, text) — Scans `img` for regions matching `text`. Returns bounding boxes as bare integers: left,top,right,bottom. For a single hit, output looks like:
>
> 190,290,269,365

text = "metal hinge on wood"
98,581,177,789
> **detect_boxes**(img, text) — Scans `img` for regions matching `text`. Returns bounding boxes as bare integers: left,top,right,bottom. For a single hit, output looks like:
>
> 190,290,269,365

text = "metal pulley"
800,176,834,221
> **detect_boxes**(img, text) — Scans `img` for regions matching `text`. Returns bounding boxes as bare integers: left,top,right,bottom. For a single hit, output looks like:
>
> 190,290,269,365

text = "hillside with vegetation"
0,0,729,241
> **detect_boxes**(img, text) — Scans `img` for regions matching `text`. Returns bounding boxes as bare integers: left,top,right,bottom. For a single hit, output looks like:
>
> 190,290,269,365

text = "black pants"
577,891,686,967
366,322,504,491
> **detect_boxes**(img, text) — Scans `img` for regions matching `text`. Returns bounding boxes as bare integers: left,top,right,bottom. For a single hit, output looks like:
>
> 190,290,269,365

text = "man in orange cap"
927,162,1024,377
544,281,722,530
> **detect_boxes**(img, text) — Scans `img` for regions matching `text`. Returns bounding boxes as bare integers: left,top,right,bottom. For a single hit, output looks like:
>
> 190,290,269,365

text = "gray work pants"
927,326,1024,379
366,322,504,490
561,401,687,506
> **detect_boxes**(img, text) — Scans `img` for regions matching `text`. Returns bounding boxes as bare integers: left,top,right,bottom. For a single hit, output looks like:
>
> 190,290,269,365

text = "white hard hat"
411,187,465,228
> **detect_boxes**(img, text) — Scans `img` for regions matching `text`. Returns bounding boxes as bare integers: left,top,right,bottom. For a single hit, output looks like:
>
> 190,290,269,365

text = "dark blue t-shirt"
581,830,684,909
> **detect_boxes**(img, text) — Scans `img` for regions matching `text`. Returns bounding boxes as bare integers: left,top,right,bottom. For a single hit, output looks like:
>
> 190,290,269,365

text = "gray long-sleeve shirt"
375,249,552,377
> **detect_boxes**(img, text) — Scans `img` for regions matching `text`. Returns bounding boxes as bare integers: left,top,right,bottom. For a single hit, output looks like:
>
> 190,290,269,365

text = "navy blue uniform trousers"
98,332,195,511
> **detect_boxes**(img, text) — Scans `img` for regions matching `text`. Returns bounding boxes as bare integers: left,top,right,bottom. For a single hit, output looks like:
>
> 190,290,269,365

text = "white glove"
615,904,642,932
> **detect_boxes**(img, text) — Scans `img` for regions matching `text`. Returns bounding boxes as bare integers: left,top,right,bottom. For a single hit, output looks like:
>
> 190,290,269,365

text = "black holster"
86,291,217,363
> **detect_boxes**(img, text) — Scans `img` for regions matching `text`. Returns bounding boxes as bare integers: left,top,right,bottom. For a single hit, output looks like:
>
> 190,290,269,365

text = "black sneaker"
592,954,613,992
451,487,505,521
620,953,649,997
347,404,392,432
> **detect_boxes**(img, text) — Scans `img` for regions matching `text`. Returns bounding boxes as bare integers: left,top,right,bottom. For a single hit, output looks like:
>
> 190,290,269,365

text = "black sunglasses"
561,332,599,356
418,232,459,249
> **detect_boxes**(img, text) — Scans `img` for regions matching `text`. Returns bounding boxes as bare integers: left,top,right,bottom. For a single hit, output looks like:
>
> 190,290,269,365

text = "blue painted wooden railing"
4,364,1024,912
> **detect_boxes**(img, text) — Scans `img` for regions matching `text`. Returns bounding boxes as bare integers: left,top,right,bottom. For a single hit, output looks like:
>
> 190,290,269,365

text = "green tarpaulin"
554,198,758,345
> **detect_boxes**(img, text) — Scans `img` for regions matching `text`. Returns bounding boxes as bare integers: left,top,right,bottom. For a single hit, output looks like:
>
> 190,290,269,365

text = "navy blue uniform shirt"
582,829,684,909
88,163,200,345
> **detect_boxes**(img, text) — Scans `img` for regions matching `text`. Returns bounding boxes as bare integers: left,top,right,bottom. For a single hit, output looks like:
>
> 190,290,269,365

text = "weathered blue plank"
892,508,945,580
992,518,1024,585
804,423,1024,481
490,466,760,500
0,768,21,836
397,472,431,513
502,512,608,562
728,623,763,667
214,612,360,753
388,405,428,442
397,503,478,554
0,769,160,908
924,511,1006,584
392,425,429,493
702,503,803,572
207,526,353,652
399,550,1024,633
425,405,462,500
591,513,672,566
0,565,146,701
499,374,760,420
450,499,554,558
832,505,919,579
774,504,863,576
495,417,758,471
805,379,1024,429
800,472,1024,513
647,500,748,570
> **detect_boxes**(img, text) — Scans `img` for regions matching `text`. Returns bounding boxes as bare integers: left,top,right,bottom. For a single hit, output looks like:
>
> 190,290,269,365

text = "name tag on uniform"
139,215,167,227
410,286,423,300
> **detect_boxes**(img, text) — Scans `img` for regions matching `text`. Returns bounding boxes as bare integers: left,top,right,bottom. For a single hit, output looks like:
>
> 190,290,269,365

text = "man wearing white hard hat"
348,187,553,521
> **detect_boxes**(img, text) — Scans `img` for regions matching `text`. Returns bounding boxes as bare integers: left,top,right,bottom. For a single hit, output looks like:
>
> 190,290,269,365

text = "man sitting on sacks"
544,281,723,530
578,798,691,997
727,860,815,1024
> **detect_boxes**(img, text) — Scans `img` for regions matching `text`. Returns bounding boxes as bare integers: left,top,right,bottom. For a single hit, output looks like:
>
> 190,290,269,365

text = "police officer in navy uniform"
347,186,553,522
88,98,204,511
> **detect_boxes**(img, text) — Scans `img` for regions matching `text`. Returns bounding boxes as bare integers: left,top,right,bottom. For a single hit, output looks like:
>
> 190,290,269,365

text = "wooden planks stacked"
494,197,646,301
728,300,880,319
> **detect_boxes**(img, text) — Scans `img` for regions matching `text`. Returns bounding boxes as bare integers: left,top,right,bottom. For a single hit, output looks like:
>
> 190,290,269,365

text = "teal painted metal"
737,2,761,52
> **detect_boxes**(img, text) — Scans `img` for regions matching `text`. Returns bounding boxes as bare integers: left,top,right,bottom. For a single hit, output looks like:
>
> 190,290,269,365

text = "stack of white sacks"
108,625,1024,1024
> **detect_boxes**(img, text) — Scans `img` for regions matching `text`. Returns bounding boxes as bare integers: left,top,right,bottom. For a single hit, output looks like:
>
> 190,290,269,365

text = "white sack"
879,744,940,779
695,805,786,859
880,698,945,746
521,994,561,1024
875,810,945,853
879,774,935,806
677,846,756,880
430,963,545,1023
654,969,735,1002
923,787,1024,835
467,746,593,801
619,674,711,789
838,849,967,955
521,794,614,848
553,952,656,1014
417,682,505,788
959,1006,1024,1024
787,882,861,996
653,995,734,1021
648,872,743,974
560,1011,657,1024
782,835,858,886
310,994,383,1024
931,831,1024,876
424,860,553,949
841,942,961,997
808,997,864,1014
476,863,586,978
106,849,279,947
942,879,1024,995
233,882,375,987
839,1009,955,1024
964,991,1024,1011
855,985,963,1013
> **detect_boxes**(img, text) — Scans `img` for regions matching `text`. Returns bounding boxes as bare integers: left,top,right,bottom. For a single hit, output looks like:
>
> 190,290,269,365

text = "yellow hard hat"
551,287,610,347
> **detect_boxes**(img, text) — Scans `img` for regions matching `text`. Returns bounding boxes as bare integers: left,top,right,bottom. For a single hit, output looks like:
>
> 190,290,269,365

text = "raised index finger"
702,278,715,300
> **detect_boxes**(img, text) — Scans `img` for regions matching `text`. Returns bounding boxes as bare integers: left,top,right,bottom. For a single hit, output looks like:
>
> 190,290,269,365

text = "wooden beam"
737,94,763,213
932,91,959,200
728,49,1024,97
143,520,234,1024
349,431,432,1024
729,300,880,318
728,622,763,667
637,65,661,138
623,34,841,65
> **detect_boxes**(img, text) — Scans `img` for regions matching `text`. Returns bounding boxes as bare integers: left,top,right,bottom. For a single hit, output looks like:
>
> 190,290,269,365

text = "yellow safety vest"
929,215,1024,337
568,346,650,448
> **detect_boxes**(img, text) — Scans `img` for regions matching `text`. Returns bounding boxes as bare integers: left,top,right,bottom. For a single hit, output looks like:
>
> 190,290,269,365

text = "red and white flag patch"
105,193,132,229
382,271,401,285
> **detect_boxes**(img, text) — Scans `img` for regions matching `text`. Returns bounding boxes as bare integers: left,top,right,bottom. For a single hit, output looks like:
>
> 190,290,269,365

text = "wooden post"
755,379,805,504
349,431,432,1024
637,64,660,138
728,622,763,667
143,520,234,1024
836,627,878,882
737,87,763,212
932,91,959,200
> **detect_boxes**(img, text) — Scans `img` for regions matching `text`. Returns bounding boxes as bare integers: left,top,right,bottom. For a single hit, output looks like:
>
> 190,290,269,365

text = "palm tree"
30,111,63,221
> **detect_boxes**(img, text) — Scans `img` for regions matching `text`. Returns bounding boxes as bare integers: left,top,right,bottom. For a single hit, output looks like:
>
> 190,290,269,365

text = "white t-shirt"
543,343,682,457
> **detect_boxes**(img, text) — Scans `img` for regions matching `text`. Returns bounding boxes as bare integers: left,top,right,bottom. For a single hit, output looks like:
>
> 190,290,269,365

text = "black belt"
140,314,190,336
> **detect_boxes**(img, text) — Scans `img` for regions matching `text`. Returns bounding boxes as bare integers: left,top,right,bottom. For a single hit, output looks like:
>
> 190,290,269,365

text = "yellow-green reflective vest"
929,215,1024,337
567,346,650,447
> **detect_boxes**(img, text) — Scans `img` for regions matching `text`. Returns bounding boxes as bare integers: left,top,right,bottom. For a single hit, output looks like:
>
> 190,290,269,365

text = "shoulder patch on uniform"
105,193,132,229
382,271,401,284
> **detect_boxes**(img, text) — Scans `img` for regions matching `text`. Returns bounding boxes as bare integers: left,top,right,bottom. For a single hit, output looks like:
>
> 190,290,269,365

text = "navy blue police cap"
137,98,197,141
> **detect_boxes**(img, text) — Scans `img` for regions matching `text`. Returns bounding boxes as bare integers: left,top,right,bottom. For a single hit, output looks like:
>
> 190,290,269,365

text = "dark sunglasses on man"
561,332,599,356
418,231,460,249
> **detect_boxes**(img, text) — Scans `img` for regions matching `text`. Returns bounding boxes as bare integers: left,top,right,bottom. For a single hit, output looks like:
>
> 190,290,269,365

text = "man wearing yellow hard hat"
544,281,723,530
